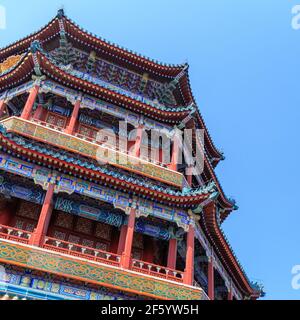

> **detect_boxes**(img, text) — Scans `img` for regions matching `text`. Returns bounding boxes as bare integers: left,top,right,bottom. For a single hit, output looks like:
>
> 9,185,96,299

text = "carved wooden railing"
43,237,121,267
0,224,32,244
131,258,184,283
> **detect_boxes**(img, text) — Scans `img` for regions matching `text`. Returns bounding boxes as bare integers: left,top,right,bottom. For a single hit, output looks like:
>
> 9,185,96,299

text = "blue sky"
0,0,299,300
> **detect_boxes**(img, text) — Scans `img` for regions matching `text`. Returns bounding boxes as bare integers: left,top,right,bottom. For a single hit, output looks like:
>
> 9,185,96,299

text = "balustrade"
43,237,121,267
131,258,184,283
0,224,32,244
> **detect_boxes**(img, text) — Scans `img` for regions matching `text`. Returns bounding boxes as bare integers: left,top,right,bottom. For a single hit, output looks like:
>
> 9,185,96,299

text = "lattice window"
95,222,111,241
46,112,67,128
95,241,108,251
14,218,35,232
53,230,66,240
68,234,80,244
75,218,93,235
82,238,94,248
54,212,73,229
78,124,97,139
16,201,40,220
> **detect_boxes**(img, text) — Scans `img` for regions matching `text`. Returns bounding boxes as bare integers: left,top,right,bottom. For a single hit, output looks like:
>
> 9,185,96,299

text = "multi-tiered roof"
0,9,261,299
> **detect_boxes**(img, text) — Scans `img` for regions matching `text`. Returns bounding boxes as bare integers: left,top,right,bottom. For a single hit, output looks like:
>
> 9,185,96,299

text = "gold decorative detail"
0,55,22,73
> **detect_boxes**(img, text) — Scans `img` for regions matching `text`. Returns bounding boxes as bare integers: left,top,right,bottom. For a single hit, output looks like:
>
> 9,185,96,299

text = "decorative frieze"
54,196,124,228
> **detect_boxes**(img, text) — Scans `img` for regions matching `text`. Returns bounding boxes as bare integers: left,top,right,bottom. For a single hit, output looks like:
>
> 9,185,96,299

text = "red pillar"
120,207,136,269
29,184,55,247
167,238,177,269
228,289,233,300
21,85,39,120
208,256,215,300
133,125,144,157
65,99,81,135
33,104,43,121
168,130,181,171
184,225,195,285
0,100,6,118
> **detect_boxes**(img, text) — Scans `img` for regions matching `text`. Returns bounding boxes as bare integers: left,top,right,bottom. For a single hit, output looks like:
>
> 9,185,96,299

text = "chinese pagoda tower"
0,9,261,300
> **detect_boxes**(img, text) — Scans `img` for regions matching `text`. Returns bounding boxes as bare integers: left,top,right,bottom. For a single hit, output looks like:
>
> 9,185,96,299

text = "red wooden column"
133,124,144,157
120,207,136,269
29,184,55,247
168,129,182,171
21,85,40,120
33,104,44,120
117,224,128,254
208,255,215,300
167,238,177,269
184,225,195,285
0,99,6,118
65,99,81,135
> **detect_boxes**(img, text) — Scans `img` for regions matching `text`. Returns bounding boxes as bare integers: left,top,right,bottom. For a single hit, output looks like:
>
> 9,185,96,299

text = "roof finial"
57,6,65,19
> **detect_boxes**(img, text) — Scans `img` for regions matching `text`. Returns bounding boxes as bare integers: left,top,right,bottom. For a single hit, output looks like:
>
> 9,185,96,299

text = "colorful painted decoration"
0,55,23,75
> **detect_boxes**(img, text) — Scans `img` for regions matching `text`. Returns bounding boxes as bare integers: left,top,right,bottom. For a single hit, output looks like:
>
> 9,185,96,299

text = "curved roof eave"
202,202,260,299
0,16,60,63
177,67,224,162
0,52,34,91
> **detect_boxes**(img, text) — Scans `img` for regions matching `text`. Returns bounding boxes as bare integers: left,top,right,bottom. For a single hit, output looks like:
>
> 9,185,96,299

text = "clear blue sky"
0,0,299,300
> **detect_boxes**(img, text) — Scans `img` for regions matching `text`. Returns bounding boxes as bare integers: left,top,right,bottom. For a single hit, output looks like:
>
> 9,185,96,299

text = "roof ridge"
63,13,186,70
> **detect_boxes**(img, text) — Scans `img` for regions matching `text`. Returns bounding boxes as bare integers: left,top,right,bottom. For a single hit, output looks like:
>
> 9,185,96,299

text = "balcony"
0,224,184,283
0,116,184,188
0,224,208,300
